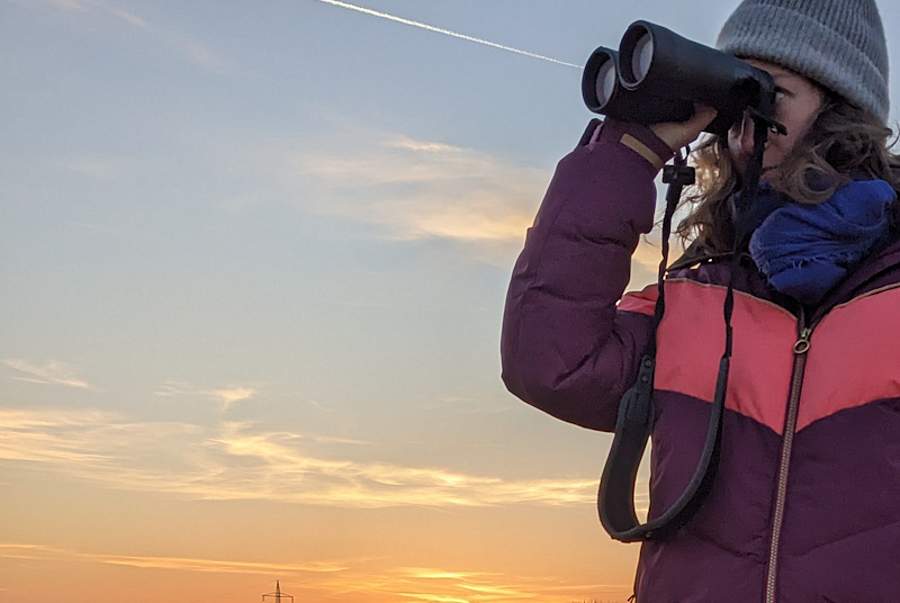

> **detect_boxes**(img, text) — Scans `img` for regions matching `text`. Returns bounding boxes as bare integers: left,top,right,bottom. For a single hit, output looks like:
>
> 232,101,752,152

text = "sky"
3,1,900,602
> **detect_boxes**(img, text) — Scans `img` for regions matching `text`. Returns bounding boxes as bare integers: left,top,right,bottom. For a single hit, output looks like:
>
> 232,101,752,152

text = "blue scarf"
746,178,896,305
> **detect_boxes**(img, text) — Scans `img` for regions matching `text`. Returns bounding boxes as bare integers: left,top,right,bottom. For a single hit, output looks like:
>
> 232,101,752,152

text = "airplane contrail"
314,0,582,69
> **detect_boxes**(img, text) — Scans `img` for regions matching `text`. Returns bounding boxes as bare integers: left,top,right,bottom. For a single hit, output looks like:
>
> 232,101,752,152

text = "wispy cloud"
91,552,346,575
37,0,228,73
0,545,630,601
279,124,680,276
320,565,631,602
314,0,580,69
275,128,547,268
0,543,69,562
302,397,338,413
0,543,348,575
298,132,543,243
155,380,257,411
0,408,637,510
208,386,256,410
45,0,89,12
43,0,147,28
2,358,93,390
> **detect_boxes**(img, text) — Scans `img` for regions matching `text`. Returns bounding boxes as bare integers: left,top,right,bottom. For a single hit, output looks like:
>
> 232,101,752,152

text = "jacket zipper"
667,251,900,601
764,306,812,603
763,282,900,603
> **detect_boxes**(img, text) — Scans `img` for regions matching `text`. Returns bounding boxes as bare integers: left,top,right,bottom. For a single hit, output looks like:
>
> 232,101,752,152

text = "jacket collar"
666,217,900,324
808,226,900,325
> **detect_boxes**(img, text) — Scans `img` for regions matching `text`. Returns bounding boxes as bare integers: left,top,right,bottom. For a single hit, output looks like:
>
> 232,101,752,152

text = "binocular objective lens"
632,33,654,83
596,60,617,106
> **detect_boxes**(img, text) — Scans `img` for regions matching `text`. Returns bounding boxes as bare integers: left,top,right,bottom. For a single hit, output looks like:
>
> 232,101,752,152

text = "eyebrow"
770,73,797,96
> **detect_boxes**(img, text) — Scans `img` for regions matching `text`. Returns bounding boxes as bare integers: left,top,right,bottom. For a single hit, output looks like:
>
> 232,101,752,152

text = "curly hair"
670,91,900,255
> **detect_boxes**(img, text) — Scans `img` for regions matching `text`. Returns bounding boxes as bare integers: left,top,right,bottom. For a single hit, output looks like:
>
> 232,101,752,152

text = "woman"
500,0,900,601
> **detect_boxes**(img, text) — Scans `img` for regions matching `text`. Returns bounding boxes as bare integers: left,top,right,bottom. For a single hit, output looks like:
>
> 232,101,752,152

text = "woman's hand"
650,103,719,153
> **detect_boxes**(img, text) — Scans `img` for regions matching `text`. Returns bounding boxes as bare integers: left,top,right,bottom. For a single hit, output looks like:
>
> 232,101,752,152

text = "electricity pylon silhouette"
261,580,294,603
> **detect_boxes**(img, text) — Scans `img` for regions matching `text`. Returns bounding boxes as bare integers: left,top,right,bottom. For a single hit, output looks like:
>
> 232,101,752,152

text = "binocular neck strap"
598,115,771,542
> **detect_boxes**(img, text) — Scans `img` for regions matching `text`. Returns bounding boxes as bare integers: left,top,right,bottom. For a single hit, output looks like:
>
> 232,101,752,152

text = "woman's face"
727,57,826,182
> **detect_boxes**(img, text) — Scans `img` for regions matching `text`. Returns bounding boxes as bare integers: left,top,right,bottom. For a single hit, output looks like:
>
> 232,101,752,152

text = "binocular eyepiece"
583,20,783,139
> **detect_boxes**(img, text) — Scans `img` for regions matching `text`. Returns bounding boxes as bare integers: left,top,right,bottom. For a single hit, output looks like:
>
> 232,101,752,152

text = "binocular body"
583,21,778,138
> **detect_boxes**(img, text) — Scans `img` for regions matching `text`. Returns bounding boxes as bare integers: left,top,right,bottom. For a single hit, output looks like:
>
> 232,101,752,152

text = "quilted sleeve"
500,117,674,432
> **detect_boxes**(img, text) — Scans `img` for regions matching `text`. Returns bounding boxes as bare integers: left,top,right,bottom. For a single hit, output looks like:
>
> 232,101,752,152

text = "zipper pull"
793,327,812,354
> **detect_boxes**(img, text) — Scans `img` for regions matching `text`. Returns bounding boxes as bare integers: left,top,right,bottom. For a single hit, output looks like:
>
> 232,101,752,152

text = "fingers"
692,102,718,127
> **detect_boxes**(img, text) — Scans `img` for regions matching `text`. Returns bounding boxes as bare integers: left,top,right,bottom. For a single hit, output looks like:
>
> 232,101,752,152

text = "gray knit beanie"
716,0,890,124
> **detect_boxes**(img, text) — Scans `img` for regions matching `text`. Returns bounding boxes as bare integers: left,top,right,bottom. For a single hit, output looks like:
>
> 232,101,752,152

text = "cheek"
774,101,819,154
768,119,804,160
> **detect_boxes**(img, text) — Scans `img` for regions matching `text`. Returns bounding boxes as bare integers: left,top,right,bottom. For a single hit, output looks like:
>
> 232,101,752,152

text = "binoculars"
583,20,781,139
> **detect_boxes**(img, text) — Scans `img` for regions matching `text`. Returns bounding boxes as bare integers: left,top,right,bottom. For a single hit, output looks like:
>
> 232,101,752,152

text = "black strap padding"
597,109,778,543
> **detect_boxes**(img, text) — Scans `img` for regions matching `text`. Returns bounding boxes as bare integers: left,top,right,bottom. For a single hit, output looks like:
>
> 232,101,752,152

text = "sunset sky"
3,1,900,601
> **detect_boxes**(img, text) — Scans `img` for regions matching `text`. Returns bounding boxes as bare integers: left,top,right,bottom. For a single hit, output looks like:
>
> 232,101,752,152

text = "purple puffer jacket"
500,117,900,602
